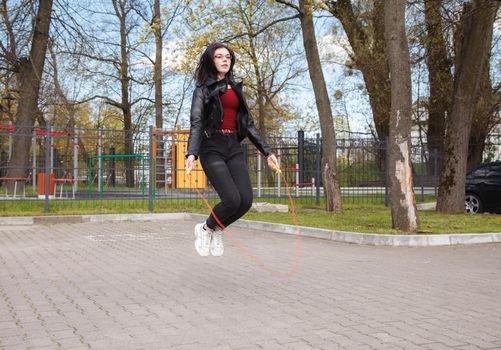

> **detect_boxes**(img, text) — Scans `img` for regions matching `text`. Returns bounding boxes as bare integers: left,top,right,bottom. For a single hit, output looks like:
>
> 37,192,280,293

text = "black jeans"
199,133,253,230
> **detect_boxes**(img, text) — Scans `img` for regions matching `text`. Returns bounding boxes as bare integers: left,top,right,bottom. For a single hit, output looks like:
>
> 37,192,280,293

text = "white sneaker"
194,223,211,257
210,229,224,257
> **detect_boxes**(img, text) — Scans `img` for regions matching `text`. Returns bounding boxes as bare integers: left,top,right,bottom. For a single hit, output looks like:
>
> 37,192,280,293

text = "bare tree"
467,33,496,169
436,0,499,213
276,0,342,212
110,0,135,186
185,0,303,135
418,0,501,173
134,0,183,129
384,0,419,232
73,0,155,187
152,0,162,130
229,0,303,137
423,0,453,176
3,0,53,191
47,40,77,129
326,0,390,170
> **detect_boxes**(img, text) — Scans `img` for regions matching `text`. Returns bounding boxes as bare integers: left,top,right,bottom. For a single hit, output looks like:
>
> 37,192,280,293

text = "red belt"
216,129,237,135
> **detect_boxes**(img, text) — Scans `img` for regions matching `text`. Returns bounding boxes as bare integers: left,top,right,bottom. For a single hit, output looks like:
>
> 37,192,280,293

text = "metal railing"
1,123,500,214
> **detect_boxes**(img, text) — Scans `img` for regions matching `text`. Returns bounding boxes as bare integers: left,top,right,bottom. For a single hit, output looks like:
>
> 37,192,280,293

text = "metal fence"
1,124,500,214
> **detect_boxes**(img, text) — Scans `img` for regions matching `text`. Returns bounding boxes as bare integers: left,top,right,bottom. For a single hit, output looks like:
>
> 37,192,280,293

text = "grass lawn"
0,198,500,234
242,204,501,234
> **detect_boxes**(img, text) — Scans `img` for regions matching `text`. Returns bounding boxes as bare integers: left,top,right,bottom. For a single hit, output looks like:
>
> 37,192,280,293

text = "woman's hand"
185,155,196,174
266,154,279,171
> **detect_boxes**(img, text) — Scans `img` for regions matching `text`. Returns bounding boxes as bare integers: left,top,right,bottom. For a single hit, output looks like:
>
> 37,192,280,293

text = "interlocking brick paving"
0,220,500,349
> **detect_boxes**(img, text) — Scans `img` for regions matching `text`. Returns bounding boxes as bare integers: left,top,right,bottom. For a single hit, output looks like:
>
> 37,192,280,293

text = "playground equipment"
37,172,55,199
0,124,30,198
0,124,116,199
35,128,79,198
34,127,139,199
255,151,316,198
0,176,31,198
152,127,206,190
151,128,315,197
87,154,146,198
0,124,79,198
1,125,321,202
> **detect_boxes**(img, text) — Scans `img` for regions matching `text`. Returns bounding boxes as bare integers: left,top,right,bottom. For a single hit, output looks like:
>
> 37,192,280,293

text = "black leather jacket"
186,77,272,159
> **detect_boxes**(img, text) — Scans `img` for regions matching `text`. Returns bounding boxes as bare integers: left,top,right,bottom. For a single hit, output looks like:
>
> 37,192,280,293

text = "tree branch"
275,0,301,13
0,0,19,67
131,96,154,106
73,95,122,109
56,50,119,65
223,14,299,42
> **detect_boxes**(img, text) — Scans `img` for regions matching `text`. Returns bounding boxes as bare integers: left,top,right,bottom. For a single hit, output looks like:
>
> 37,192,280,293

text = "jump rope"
187,161,301,277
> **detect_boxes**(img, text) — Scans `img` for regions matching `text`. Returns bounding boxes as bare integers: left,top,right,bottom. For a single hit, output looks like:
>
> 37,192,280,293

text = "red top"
219,88,239,131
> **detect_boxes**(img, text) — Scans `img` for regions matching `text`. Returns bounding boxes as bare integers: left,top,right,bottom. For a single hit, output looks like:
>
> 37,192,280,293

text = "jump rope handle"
271,159,282,174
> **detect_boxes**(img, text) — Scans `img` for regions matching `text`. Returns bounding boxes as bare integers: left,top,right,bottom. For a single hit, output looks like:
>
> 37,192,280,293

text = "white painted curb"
1,213,500,247
185,213,501,247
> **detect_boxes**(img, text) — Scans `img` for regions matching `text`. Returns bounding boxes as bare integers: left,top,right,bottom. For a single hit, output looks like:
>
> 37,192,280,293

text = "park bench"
0,177,31,198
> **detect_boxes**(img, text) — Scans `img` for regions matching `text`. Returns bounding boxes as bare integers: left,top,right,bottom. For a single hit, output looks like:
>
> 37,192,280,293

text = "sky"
47,1,501,137
156,13,374,135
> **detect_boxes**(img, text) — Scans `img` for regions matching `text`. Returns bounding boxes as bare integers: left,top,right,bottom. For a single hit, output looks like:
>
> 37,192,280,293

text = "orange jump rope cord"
188,168,301,277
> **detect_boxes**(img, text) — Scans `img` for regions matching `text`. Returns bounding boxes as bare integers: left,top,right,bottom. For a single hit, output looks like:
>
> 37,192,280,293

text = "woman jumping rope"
185,43,279,257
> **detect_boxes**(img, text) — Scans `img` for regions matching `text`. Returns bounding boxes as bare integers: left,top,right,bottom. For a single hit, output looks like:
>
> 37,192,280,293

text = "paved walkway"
0,219,500,350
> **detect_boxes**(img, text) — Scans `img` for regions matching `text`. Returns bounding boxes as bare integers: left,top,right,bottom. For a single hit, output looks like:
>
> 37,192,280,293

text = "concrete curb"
184,213,501,247
1,212,500,247
0,216,35,225
0,213,186,226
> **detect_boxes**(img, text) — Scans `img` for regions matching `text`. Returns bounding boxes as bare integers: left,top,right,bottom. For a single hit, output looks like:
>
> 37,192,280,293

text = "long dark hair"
195,43,235,84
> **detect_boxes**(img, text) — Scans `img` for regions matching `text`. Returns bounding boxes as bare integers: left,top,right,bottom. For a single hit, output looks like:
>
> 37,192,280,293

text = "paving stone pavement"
0,219,500,350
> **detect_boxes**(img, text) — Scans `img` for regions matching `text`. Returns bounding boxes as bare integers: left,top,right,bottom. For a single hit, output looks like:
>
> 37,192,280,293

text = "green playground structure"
87,154,147,198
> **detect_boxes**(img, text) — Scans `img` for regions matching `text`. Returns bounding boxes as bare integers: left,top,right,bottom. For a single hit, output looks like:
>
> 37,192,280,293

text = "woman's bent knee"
241,196,253,213
222,193,241,213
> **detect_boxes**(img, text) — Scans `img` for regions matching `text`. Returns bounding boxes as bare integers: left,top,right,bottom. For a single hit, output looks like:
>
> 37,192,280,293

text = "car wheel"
465,193,483,214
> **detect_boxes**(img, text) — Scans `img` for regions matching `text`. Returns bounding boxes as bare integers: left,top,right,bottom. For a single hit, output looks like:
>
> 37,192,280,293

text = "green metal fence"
1,123,499,214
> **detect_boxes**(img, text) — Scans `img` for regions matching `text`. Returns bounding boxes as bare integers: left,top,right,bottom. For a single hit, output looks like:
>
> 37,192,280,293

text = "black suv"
465,161,501,214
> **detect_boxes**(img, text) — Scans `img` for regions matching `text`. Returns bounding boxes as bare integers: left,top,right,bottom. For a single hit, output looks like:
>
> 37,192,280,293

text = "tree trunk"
467,44,494,170
153,0,163,130
49,41,76,130
255,64,273,188
114,0,134,187
247,40,273,187
423,0,453,176
256,81,266,137
384,0,419,232
153,0,164,188
299,0,342,212
368,0,391,143
48,41,76,174
436,0,499,213
6,0,53,192
328,0,391,170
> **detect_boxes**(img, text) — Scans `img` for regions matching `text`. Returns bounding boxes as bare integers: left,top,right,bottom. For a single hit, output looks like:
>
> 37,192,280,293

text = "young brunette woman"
185,43,278,257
